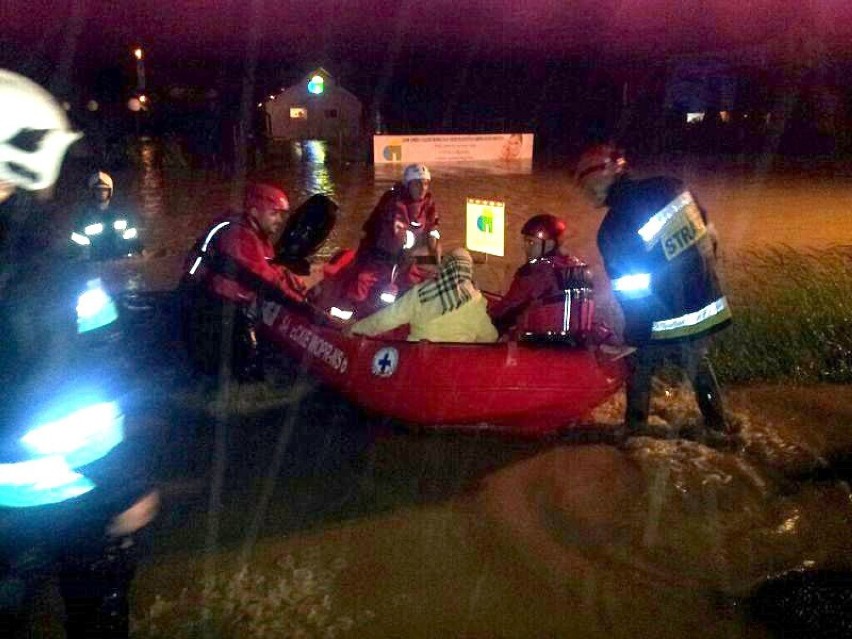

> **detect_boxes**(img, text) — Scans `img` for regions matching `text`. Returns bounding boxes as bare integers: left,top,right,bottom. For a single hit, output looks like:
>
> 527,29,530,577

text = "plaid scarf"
418,250,476,316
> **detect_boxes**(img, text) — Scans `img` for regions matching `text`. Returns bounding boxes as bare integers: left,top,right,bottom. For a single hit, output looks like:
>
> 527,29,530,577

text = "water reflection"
291,139,334,196
137,139,164,219
109,149,852,636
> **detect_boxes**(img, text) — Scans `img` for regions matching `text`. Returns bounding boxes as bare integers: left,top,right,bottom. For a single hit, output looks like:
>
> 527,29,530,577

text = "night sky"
7,1,852,74
4,1,852,140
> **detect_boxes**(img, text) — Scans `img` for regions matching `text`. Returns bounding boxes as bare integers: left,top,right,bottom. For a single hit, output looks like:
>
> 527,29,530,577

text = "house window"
686,112,705,124
290,107,308,119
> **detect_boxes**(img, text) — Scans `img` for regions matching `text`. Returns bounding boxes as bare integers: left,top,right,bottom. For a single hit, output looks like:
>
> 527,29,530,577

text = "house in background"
664,56,739,123
264,67,363,144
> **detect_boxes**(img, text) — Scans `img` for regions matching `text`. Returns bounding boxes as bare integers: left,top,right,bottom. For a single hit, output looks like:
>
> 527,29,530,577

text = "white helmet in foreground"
403,163,431,184
0,69,82,191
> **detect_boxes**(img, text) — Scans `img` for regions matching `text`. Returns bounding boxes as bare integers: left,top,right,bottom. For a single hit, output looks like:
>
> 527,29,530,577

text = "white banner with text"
373,133,533,164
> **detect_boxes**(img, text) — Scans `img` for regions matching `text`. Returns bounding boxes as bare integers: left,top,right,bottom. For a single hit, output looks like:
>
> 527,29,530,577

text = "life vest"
518,261,595,343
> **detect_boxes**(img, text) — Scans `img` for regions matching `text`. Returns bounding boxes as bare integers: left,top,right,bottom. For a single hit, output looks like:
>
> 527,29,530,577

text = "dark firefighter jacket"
597,175,731,345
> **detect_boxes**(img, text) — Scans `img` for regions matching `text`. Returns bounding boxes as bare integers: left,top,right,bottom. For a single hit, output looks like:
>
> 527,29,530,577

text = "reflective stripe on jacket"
191,213,305,304
597,175,731,344
360,184,439,258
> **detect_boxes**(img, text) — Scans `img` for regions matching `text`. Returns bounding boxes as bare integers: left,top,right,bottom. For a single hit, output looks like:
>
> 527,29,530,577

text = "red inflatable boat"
257,299,627,435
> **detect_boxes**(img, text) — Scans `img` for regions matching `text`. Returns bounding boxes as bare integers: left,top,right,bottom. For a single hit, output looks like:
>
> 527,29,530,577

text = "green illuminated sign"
308,75,324,95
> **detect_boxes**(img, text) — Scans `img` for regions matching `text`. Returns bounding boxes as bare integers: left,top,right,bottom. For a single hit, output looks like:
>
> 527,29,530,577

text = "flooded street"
80,144,852,637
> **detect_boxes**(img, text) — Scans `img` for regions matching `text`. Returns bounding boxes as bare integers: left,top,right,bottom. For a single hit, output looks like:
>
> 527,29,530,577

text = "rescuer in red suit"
342,163,441,317
183,182,305,379
488,213,591,336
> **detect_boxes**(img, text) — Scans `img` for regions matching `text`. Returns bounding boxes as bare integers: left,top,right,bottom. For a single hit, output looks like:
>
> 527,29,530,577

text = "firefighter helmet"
402,163,431,183
521,214,566,242
574,143,626,186
244,183,289,214
0,69,82,191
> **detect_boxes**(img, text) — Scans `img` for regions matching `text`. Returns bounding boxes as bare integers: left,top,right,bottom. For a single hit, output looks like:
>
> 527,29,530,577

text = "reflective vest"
598,175,731,344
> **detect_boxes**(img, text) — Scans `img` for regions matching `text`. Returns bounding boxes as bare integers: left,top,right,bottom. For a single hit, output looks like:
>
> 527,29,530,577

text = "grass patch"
712,247,852,383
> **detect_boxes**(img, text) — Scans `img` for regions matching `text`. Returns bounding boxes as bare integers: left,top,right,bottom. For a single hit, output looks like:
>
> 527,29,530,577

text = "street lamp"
133,47,146,92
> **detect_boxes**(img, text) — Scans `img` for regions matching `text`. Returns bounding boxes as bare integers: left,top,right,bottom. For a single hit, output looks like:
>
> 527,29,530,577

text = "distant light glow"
84,223,104,236
122,227,138,240
290,107,308,119
380,292,397,304
86,100,99,112
307,75,324,95
686,112,705,123
113,219,128,231
139,94,148,104
134,48,143,60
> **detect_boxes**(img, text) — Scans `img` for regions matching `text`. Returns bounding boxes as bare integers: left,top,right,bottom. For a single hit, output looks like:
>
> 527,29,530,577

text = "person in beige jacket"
349,248,498,343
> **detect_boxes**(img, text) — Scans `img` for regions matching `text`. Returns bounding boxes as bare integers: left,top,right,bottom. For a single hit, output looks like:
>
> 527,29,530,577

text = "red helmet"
244,183,289,215
575,144,626,185
521,214,566,242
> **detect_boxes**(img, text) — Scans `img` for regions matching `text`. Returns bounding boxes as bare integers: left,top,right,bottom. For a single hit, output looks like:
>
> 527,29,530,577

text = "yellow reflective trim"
661,196,706,261
651,296,731,340
637,191,706,260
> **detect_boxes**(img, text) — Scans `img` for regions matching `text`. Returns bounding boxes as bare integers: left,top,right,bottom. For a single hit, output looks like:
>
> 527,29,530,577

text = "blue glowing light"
21,401,125,469
76,278,119,334
0,457,95,508
612,273,652,299
1,400,125,508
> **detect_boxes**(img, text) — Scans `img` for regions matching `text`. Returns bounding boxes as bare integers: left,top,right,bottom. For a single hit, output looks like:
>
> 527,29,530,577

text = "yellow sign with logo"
465,198,505,257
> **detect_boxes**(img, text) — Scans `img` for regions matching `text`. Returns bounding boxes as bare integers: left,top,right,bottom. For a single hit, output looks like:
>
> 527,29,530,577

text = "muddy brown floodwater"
70,143,852,638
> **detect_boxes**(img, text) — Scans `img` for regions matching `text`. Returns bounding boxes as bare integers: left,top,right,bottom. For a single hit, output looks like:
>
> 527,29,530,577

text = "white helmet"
403,163,431,184
0,69,82,191
88,170,114,195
